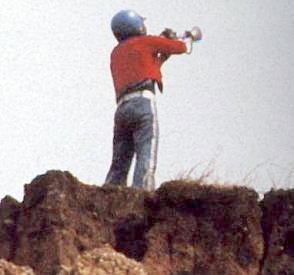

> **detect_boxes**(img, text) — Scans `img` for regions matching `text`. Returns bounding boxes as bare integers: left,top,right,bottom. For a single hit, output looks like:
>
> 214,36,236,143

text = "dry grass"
168,160,294,200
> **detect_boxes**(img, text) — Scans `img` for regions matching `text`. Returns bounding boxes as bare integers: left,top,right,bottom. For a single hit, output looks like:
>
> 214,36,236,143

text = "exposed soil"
260,189,294,274
0,170,293,275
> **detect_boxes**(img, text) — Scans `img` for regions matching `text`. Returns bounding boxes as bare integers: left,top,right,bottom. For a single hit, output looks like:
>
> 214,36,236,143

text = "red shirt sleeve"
141,35,187,55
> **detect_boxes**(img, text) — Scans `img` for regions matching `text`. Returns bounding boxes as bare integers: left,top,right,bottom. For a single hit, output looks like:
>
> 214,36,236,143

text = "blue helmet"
111,10,146,42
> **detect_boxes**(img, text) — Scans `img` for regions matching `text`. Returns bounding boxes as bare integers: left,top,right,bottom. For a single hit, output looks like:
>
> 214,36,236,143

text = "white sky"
1,0,294,201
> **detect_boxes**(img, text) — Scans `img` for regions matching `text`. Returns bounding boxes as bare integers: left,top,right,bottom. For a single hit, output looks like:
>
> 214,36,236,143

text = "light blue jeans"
105,92,159,191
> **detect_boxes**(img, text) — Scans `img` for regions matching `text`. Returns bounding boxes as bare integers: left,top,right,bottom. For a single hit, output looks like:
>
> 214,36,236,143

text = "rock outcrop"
142,181,263,274
0,170,293,274
260,189,294,274
0,196,21,261
9,171,149,274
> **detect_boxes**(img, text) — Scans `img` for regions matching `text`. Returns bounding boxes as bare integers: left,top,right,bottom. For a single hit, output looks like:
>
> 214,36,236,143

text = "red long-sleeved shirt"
111,35,187,99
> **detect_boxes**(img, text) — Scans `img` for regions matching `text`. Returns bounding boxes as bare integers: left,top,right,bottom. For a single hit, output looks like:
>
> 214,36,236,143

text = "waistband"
117,90,155,107
117,79,155,102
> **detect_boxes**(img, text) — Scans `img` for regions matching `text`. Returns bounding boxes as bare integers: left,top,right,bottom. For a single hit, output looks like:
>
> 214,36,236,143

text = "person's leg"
105,108,134,186
132,97,159,191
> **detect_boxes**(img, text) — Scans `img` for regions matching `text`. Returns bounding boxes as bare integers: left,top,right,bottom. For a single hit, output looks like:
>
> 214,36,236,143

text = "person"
105,9,194,191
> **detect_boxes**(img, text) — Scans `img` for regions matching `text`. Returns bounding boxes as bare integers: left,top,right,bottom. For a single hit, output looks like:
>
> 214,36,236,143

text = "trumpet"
155,25,202,91
160,26,202,54
182,26,202,42
160,26,202,42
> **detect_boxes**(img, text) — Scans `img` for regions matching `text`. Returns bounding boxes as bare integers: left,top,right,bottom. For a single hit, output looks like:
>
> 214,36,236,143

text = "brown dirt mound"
260,188,294,274
0,196,21,260
143,180,263,274
9,171,150,274
0,170,293,274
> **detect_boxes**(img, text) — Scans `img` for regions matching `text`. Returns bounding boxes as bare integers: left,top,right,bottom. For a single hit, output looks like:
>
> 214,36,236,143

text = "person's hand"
160,28,177,40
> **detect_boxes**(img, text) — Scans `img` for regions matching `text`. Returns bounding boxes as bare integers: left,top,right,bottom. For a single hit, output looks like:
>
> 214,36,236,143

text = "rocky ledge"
0,170,293,274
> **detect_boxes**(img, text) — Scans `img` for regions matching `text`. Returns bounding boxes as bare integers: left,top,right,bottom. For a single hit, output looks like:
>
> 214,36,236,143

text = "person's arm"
142,35,187,66
143,35,187,55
